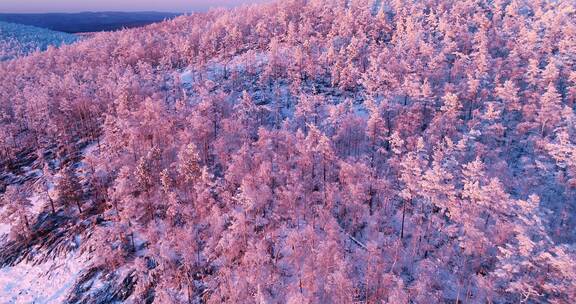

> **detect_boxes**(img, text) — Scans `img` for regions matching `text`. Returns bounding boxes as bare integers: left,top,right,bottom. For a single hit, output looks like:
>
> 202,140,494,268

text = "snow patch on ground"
180,70,194,85
29,193,46,215
0,252,90,304
0,223,10,239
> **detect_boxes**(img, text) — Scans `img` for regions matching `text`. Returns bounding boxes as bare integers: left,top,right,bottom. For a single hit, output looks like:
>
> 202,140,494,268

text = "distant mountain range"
0,12,181,33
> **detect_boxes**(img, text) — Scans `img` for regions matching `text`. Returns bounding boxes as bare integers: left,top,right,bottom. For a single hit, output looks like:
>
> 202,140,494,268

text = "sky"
0,0,268,13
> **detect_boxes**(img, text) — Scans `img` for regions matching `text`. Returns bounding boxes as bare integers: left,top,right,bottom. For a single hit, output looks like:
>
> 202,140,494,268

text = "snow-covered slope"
0,252,89,304
0,21,78,61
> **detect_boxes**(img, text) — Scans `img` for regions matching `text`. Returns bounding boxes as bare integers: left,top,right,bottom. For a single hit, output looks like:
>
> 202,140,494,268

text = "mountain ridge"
0,11,181,33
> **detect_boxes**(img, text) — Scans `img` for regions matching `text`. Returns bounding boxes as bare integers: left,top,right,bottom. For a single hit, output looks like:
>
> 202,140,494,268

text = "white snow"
0,158,84,303
0,253,90,304
29,193,47,215
180,70,194,85
0,223,10,238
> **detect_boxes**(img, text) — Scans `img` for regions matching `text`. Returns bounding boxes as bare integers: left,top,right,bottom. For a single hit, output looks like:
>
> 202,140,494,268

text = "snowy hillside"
0,21,78,61
0,0,575,303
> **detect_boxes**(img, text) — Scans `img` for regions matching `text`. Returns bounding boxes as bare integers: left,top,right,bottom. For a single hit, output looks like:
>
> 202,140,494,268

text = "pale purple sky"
0,0,269,13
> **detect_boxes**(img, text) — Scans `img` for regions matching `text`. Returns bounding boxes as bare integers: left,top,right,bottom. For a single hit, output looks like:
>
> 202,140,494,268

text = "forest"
0,0,575,303
0,21,77,61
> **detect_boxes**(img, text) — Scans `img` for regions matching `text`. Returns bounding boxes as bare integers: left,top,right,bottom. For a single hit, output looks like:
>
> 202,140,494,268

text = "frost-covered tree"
0,184,33,238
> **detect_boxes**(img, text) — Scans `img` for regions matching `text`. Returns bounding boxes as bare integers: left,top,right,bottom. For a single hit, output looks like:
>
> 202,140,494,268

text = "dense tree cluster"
1,0,575,303
0,21,78,61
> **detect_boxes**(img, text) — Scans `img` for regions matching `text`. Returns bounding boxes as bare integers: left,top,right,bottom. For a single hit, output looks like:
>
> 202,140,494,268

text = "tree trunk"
400,199,407,240
196,232,201,266
128,220,136,252
24,214,30,231
186,271,194,304
369,185,375,216
484,213,491,229
46,189,56,214
456,282,461,304
130,232,136,252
